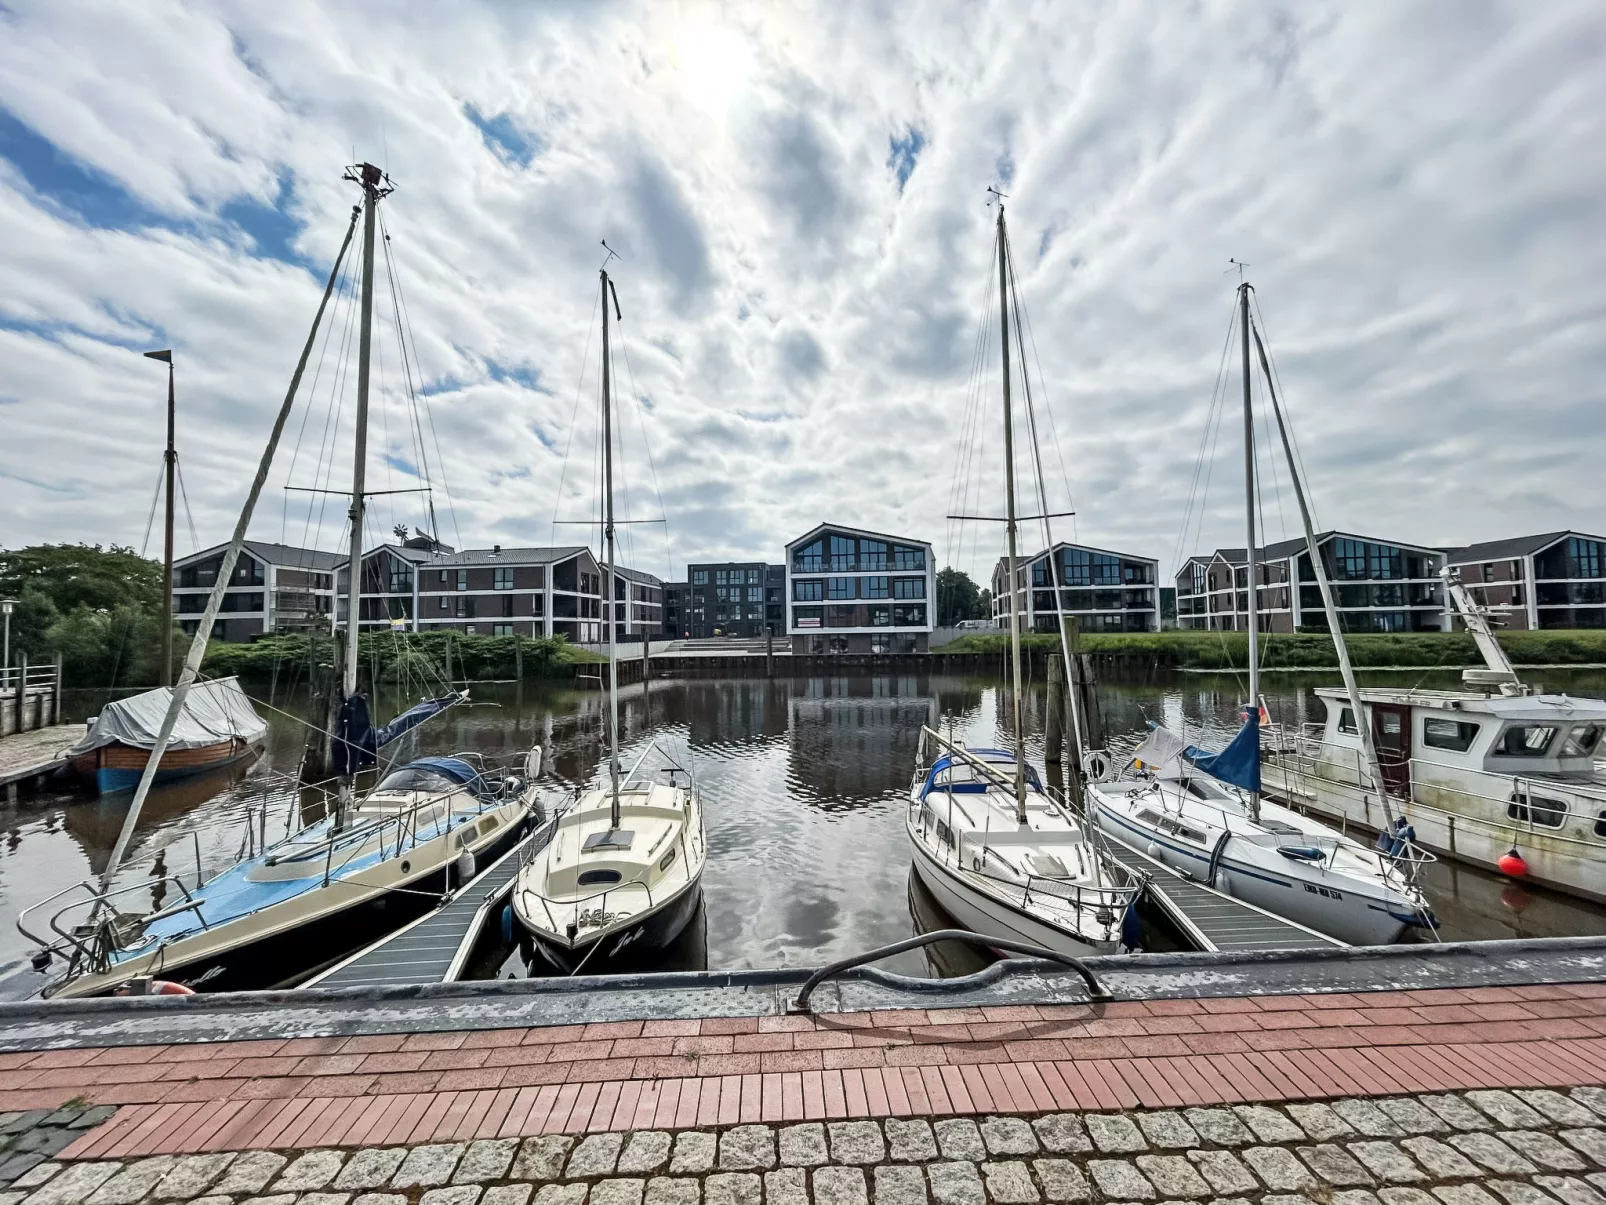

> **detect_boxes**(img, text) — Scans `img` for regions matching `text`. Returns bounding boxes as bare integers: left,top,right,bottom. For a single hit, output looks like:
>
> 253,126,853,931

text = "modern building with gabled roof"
992,542,1160,634
1175,530,1449,633
172,540,345,642
785,522,935,653
1445,531,1606,630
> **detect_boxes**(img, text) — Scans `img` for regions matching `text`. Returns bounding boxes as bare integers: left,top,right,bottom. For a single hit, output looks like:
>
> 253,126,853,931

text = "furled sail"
1185,708,1262,794
331,690,466,775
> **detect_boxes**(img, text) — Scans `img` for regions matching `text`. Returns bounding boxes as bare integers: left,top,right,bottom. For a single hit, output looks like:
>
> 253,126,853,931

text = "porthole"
400,860,411,874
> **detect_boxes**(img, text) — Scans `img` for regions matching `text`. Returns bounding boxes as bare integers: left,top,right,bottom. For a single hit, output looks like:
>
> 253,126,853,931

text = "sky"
2,1,1603,588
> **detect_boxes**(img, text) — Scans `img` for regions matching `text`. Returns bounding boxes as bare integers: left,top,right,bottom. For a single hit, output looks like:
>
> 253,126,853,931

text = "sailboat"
17,163,543,997
510,259,706,974
906,199,1143,958
1086,278,1436,946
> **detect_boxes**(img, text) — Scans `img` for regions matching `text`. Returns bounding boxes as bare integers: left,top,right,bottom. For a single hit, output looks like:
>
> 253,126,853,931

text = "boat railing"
517,869,658,937
18,870,213,981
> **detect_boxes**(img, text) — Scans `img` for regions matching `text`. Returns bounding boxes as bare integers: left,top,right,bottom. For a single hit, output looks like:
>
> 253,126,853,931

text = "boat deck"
310,816,558,990
1100,830,1346,952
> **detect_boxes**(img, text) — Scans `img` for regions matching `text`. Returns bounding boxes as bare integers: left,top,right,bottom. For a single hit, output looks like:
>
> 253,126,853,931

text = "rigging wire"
618,339,676,589
1248,292,1322,532
280,250,354,543
378,209,444,546
549,287,601,549
175,459,201,553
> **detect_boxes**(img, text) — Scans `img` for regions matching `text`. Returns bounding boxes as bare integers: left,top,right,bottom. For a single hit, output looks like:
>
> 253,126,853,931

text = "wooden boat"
65,677,268,793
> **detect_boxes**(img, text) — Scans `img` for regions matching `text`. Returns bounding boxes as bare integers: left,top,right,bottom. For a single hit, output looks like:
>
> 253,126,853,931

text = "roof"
1445,532,1600,564
173,541,344,571
344,545,593,570
1014,542,1159,567
1313,685,1606,719
785,522,932,552
611,564,663,587
1188,530,1446,566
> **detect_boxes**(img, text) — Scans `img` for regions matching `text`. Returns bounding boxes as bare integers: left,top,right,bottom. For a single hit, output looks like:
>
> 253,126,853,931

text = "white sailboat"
1087,278,1435,946
17,163,542,997
906,198,1142,958
511,258,706,974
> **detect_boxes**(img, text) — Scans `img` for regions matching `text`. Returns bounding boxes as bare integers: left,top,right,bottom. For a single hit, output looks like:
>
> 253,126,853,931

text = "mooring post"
766,628,774,678
18,653,27,734
53,653,63,725
1045,652,1064,765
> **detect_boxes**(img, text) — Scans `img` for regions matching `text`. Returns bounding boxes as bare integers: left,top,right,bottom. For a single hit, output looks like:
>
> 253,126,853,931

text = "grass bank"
936,628,1606,669
202,630,604,683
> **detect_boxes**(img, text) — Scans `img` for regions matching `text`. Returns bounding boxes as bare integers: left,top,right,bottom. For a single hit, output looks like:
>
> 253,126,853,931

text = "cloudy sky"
2,1,1602,586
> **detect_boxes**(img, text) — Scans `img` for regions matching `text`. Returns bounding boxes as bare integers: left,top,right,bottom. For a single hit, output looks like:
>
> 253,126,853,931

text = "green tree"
936,567,985,627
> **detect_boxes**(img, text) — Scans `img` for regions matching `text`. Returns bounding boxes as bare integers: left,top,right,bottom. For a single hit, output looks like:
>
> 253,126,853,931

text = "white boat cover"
66,677,268,755
1129,725,1190,777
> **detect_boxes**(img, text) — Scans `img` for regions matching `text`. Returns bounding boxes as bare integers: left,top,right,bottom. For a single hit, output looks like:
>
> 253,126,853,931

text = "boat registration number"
1303,884,1345,901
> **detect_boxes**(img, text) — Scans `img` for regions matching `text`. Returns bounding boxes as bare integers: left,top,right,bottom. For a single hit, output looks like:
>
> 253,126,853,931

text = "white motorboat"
513,744,704,972
23,751,543,997
908,733,1141,956
510,258,706,973
1265,571,1606,901
1088,725,1434,946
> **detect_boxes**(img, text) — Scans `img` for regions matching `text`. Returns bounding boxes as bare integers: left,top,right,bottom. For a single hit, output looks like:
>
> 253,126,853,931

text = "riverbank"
200,631,606,683
938,628,1606,670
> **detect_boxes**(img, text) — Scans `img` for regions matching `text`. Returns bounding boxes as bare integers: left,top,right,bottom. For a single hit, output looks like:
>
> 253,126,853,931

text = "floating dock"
308,817,558,990
1101,830,1347,953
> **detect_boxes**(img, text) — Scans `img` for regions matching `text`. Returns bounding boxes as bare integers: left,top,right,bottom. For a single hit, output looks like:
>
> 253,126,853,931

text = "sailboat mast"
161,359,176,687
344,164,382,706
1239,281,1261,822
601,267,621,827
996,205,1028,824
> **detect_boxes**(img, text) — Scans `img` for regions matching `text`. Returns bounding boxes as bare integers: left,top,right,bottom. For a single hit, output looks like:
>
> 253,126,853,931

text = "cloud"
0,1,1602,591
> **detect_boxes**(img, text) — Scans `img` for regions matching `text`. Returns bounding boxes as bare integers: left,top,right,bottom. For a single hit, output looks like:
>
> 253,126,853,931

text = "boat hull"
906,826,1113,959
527,875,704,975
76,738,262,795
50,804,531,998
1088,795,1410,946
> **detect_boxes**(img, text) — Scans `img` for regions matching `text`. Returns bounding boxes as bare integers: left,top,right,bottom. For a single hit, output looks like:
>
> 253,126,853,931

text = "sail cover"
66,677,268,755
332,690,466,775
1130,725,1191,777
1186,708,1262,793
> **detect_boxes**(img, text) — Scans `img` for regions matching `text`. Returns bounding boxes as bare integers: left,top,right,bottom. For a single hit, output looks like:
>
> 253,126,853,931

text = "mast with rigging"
1238,279,1261,824
143,349,177,687
601,260,623,829
995,202,1028,826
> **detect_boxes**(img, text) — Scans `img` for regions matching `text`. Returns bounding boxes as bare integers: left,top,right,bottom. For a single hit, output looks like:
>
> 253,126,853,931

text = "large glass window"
861,576,890,599
893,544,925,571
746,586,763,602
793,605,823,628
892,603,927,626
793,540,824,573
456,569,468,591
389,562,414,594
1092,554,1121,586
1032,559,1051,587
1422,717,1480,753
494,566,514,591
825,604,857,628
827,577,856,600
1495,725,1559,757
1368,544,1403,580
794,580,824,602
859,540,888,570
1062,548,1091,586
747,568,762,584
894,577,925,599
830,535,856,571
1569,537,1604,579
715,569,729,585
1563,725,1602,757
692,569,708,584
1331,538,1368,580
867,605,891,626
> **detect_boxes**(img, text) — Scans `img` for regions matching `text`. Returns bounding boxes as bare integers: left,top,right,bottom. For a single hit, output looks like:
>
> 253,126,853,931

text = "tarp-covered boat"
66,677,268,793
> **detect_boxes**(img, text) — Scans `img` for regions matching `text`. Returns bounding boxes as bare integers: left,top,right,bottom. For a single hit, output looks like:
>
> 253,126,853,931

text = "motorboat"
908,732,1142,956
21,751,544,997
513,744,704,973
1088,722,1435,946
66,677,266,793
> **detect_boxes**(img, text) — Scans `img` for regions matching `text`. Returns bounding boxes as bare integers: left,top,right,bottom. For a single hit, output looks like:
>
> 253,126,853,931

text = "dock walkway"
311,817,558,990
0,722,80,792
1100,831,1346,952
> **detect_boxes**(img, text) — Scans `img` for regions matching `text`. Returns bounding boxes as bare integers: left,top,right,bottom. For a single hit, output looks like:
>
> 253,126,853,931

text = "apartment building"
785,523,935,653
1446,531,1606,630
172,541,342,642
992,543,1160,634
608,565,665,641
661,582,689,638
1175,531,1448,633
686,562,772,638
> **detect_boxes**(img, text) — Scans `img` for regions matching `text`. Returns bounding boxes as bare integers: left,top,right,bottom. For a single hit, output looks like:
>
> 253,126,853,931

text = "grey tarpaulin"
66,677,268,754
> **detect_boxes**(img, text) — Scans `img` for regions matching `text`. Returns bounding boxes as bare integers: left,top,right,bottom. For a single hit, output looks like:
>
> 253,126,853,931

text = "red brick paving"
11,981,1603,1157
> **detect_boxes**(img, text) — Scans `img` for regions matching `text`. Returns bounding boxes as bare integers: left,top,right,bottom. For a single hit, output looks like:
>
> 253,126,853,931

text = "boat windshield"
1563,724,1602,758
375,766,462,794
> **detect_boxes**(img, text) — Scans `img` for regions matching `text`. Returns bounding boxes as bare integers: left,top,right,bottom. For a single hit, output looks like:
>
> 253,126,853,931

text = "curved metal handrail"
789,929,1111,1013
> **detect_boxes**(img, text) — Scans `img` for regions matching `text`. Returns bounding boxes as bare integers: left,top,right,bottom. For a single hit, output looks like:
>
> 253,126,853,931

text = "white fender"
524,746,543,780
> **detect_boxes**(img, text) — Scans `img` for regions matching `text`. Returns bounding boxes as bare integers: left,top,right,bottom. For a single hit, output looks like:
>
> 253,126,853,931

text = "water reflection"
2,670,1603,993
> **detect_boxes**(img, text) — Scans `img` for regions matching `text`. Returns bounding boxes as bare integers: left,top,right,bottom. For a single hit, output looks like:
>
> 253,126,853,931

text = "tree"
936,567,985,627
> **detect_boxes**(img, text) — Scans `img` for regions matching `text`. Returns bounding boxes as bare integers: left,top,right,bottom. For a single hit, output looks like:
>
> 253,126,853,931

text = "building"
785,523,935,654
1446,531,1606,630
336,545,609,643
607,564,664,641
686,562,772,638
172,541,342,642
1175,532,1448,633
765,564,787,635
661,582,689,638
991,543,1160,634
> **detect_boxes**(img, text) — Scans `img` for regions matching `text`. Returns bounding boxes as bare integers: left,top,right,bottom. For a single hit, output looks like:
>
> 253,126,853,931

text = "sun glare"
674,23,753,115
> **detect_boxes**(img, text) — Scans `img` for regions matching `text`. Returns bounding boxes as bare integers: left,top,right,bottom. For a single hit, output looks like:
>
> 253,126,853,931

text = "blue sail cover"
1185,708,1262,793
332,692,462,775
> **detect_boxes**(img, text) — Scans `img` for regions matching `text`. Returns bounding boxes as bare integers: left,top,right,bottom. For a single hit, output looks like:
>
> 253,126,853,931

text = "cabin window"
1496,725,1559,757
1422,717,1480,753
1507,796,1567,828
935,821,954,850
1563,725,1602,757
658,848,677,871
577,869,623,886
1337,708,1359,736
1596,812,1606,838
1380,713,1402,735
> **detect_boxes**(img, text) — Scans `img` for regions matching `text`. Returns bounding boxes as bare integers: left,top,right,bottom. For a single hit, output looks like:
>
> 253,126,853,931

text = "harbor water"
2,667,1604,994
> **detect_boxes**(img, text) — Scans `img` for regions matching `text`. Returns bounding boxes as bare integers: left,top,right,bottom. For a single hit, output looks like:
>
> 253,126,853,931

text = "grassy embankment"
936,629,1606,669
201,630,604,683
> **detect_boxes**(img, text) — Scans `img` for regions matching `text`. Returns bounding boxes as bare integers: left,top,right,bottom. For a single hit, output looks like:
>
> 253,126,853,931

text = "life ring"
1085,752,1110,781
153,980,196,995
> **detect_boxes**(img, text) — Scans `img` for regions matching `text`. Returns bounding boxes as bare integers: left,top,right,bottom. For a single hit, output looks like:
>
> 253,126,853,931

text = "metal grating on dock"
1100,830,1345,952
310,815,557,990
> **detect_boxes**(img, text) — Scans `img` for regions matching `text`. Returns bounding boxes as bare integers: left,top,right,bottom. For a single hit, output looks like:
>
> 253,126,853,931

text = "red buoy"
1497,849,1529,878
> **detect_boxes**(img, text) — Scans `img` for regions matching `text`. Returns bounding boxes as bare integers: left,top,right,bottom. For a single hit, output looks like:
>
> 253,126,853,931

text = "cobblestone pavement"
13,1089,1606,1205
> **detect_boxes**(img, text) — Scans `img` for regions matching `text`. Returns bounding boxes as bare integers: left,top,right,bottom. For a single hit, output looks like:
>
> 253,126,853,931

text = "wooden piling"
1045,652,1064,765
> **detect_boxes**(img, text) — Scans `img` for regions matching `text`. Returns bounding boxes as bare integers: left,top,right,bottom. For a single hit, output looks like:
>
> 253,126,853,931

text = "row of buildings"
174,523,1605,650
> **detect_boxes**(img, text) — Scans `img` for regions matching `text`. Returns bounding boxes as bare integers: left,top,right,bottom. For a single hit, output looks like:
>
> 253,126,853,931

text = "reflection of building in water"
677,679,793,748
786,677,937,801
